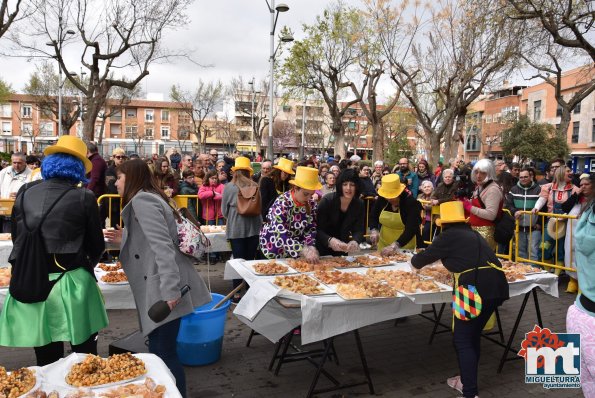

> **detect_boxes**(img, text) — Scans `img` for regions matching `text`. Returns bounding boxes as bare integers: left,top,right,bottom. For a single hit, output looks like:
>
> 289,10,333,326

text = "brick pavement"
0,263,583,398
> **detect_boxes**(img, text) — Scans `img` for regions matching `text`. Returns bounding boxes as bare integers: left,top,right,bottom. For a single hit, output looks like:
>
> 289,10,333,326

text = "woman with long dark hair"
0,136,107,366
104,159,210,397
154,156,179,197
316,168,365,256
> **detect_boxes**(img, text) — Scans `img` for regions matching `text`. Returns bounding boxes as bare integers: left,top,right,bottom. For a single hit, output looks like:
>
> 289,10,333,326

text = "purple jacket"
86,153,107,197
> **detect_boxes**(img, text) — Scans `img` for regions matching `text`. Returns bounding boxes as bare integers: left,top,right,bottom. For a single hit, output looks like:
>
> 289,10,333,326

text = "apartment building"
520,65,595,173
0,94,194,156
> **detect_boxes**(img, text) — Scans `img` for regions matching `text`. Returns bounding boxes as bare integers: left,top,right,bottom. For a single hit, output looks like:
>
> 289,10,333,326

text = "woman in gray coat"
105,159,210,398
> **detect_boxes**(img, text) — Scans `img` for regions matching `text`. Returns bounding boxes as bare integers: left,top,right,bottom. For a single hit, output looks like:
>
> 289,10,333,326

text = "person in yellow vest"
369,174,422,254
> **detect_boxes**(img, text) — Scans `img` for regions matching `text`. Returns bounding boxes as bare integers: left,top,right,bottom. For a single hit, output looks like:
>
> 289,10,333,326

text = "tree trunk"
372,121,384,162
558,109,571,140
426,131,441,168
83,89,108,142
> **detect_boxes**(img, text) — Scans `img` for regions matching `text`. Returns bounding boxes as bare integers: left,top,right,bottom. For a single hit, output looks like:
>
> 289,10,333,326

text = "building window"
161,126,170,139
161,110,169,122
125,125,138,138
0,104,11,118
485,115,492,124
145,127,153,138
282,105,291,112
533,100,541,121
556,103,563,117
22,104,32,118
1,121,11,135
39,122,53,136
347,121,356,129
22,123,32,135
574,101,581,114
111,124,122,136
572,121,580,144
111,109,122,121
126,108,137,118
145,109,154,122
592,118,595,142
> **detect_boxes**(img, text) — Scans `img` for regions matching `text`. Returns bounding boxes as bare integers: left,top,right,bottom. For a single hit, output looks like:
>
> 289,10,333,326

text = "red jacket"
197,183,224,221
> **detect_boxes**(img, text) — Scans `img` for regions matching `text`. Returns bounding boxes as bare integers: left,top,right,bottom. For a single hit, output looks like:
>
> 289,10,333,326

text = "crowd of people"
0,140,594,398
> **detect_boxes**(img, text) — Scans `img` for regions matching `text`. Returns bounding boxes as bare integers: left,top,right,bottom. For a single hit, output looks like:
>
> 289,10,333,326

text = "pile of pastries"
97,262,122,272
313,270,368,285
366,269,442,293
352,256,386,267
501,261,542,274
0,268,10,288
200,225,226,233
65,354,146,387
0,366,36,398
253,261,289,275
372,252,411,263
418,261,453,285
100,272,128,284
286,259,333,272
273,275,324,295
335,280,396,299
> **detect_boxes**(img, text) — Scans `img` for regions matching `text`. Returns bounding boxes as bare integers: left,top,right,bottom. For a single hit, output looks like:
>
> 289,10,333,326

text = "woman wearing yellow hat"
411,201,509,398
369,174,422,253
259,166,321,262
0,135,108,366
260,157,294,219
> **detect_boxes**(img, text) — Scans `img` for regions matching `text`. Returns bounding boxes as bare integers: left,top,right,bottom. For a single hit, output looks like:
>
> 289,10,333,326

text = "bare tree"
272,119,297,154
214,112,238,153
0,0,26,39
279,3,365,158
96,84,143,144
505,0,595,62
373,0,522,165
170,79,224,153
8,0,195,141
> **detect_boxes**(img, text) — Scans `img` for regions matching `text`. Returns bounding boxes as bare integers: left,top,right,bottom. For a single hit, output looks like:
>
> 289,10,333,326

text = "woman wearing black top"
316,169,365,256
411,201,509,398
259,157,294,219
369,174,421,253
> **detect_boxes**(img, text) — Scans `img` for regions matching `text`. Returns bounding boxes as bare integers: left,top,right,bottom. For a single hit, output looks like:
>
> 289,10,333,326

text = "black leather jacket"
10,178,105,273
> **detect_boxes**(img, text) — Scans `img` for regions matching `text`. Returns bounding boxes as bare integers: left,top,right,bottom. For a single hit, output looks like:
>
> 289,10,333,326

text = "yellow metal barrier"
97,194,123,228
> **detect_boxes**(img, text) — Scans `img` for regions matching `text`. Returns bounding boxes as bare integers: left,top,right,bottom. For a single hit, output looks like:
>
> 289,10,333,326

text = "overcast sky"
1,0,369,100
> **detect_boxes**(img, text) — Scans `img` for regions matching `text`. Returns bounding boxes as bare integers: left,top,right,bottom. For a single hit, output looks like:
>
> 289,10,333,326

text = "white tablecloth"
224,259,559,345
0,240,11,267
25,352,181,397
205,232,231,253
0,281,135,310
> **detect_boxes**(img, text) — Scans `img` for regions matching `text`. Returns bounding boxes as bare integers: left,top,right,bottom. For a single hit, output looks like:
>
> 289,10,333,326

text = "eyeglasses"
210,153,218,157
114,156,127,160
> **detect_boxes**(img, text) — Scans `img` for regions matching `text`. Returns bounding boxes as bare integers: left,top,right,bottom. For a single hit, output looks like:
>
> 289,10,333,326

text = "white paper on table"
38,352,181,398
223,258,245,280
233,278,279,321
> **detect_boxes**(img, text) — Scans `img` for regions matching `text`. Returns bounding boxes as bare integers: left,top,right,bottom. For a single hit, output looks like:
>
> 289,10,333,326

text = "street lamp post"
265,1,292,160
299,95,307,159
46,25,75,136
248,77,256,159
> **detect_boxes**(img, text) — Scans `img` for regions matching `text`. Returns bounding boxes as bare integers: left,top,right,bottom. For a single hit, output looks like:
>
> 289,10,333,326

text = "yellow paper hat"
274,157,295,175
289,166,322,191
231,156,253,175
44,135,92,173
377,174,405,199
435,201,469,227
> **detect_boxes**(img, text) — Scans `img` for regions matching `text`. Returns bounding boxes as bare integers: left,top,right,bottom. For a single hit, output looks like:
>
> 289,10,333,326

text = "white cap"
350,154,361,162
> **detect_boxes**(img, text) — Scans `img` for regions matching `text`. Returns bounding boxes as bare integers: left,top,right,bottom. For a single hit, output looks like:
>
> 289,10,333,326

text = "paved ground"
0,262,583,398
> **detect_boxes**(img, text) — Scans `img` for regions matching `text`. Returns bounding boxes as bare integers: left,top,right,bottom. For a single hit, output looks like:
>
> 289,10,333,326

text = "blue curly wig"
41,153,88,184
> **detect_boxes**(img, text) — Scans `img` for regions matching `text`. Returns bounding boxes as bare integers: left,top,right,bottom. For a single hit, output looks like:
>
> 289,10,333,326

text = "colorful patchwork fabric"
452,284,483,320
259,191,317,259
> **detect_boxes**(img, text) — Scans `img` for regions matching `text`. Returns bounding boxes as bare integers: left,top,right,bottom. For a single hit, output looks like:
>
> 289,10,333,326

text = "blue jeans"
230,235,259,289
517,229,541,261
453,299,500,398
148,318,186,398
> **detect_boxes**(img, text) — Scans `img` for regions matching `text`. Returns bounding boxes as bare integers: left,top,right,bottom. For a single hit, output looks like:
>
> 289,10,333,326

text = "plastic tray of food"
243,259,297,276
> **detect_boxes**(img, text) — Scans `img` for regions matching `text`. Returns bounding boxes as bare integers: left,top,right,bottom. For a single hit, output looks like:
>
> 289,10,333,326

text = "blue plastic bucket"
176,293,231,366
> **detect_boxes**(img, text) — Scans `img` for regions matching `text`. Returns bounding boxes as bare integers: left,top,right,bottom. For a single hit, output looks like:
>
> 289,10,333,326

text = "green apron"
378,205,416,250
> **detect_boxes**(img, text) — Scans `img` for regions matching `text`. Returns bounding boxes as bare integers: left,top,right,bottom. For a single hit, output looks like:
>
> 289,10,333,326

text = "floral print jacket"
259,190,318,259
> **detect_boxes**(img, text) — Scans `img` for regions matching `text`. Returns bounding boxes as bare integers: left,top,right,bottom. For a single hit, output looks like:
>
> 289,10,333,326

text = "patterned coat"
259,190,318,259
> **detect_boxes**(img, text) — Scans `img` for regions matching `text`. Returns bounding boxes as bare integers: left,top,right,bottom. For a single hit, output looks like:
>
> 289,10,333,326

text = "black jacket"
411,223,509,301
369,192,422,248
259,176,290,219
316,192,365,256
10,179,105,274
